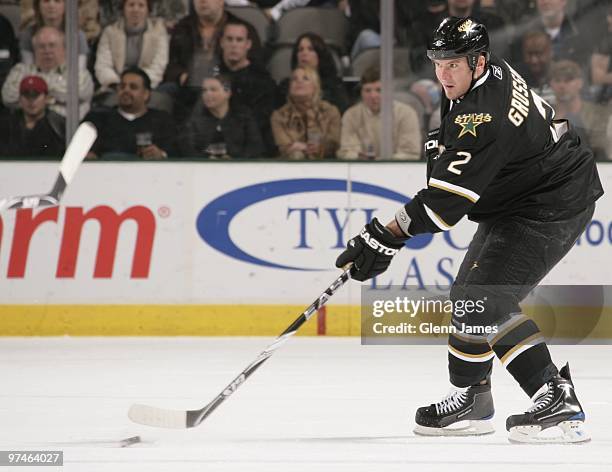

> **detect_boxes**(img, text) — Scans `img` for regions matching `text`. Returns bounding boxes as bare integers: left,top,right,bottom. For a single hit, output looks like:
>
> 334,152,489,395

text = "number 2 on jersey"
447,151,472,175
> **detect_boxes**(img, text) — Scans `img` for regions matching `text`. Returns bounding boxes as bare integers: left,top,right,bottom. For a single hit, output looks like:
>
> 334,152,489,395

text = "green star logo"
457,115,483,138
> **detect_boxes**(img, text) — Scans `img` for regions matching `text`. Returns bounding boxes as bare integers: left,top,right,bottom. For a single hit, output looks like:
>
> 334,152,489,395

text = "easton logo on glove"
336,217,406,282
359,228,401,255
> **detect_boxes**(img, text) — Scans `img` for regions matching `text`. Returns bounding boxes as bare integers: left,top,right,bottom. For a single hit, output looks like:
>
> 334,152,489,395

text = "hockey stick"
128,265,353,429
0,121,97,212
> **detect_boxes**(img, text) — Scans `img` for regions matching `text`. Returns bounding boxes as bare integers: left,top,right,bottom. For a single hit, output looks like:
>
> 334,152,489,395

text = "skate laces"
435,388,468,415
527,381,555,413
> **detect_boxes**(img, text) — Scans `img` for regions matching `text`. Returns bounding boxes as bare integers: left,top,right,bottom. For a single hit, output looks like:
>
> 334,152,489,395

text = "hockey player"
336,17,603,443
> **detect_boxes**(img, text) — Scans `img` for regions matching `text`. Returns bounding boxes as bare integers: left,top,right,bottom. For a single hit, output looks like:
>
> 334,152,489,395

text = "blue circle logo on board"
196,178,433,271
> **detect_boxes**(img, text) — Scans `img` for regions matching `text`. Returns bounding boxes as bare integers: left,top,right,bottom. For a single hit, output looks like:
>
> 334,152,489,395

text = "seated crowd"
0,0,610,160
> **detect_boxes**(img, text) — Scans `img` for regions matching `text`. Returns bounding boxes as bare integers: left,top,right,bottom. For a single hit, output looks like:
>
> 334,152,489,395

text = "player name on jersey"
508,65,530,126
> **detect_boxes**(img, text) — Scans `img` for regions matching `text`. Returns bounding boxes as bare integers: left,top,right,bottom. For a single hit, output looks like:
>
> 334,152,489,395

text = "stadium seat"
393,89,427,138
266,46,293,83
275,7,348,53
350,47,412,79
226,6,272,45
393,47,412,78
350,48,380,78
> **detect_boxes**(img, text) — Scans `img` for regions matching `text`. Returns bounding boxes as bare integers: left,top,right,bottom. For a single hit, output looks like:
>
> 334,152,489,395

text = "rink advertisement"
0,161,610,336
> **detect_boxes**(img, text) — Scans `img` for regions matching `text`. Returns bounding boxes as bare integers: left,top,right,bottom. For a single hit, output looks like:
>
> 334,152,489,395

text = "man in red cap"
1,26,94,118
0,75,65,158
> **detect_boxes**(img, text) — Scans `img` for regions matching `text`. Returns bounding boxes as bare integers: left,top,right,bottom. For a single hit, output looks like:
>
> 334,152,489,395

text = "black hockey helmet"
427,17,490,70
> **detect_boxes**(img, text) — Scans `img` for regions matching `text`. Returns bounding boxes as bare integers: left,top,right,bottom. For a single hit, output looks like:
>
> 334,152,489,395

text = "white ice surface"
0,337,611,472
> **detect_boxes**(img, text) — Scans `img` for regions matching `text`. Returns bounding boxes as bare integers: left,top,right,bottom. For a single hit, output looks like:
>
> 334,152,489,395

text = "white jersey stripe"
470,68,490,92
501,336,546,366
448,345,496,363
423,203,452,231
429,177,481,203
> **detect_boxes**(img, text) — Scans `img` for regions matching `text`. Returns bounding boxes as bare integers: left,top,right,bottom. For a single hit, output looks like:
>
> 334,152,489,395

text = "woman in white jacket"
95,0,169,90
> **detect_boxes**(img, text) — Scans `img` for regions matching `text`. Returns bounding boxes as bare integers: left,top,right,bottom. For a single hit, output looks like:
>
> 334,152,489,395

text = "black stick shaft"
190,267,352,426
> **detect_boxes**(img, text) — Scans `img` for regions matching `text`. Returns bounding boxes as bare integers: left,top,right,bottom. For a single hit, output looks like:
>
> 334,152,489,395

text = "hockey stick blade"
0,194,59,211
128,266,352,429
0,122,97,212
128,404,188,429
50,121,97,201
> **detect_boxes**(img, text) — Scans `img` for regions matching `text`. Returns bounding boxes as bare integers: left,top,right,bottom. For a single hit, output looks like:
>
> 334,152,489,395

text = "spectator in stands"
410,0,508,79
272,65,341,159
180,74,264,158
571,0,609,52
590,4,612,104
151,0,188,31
445,0,506,31
224,0,279,7
337,66,421,160
0,75,65,158
19,0,89,70
346,0,414,60
510,0,590,68
479,0,534,23
85,67,176,159
162,0,262,122
0,13,20,106
2,27,94,118
95,0,169,91
550,60,611,160
219,18,277,155
21,0,100,44
276,32,349,112
516,30,556,105
412,0,447,46
99,0,188,31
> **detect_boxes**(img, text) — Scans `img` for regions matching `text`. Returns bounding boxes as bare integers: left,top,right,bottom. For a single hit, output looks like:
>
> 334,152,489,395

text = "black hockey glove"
335,218,406,282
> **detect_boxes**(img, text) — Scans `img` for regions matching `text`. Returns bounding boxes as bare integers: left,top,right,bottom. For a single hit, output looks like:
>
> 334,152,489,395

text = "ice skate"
506,363,590,444
414,376,495,436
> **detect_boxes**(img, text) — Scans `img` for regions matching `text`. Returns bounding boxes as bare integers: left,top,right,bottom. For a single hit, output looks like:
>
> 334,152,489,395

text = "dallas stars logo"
457,116,482,138
455,113,492,138
458,19,474,33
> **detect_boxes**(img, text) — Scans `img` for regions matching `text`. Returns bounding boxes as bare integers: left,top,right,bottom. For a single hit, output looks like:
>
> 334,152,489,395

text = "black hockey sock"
505,344,558,397
488,314,558,397
448,332,494,387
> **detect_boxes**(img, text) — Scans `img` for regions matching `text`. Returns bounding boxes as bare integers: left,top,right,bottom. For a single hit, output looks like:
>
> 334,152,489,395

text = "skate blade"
414,420,494,437
508,421,591,444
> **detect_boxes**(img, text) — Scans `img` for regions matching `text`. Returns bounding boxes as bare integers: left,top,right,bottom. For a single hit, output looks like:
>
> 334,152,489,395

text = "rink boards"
0,161,610,336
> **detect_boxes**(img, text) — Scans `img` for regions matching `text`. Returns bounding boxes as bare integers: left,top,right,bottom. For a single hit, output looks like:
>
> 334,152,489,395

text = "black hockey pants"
447,203,595,397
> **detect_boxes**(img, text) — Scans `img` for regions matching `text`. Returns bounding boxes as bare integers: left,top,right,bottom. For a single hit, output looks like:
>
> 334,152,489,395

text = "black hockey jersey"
404,55,603,235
